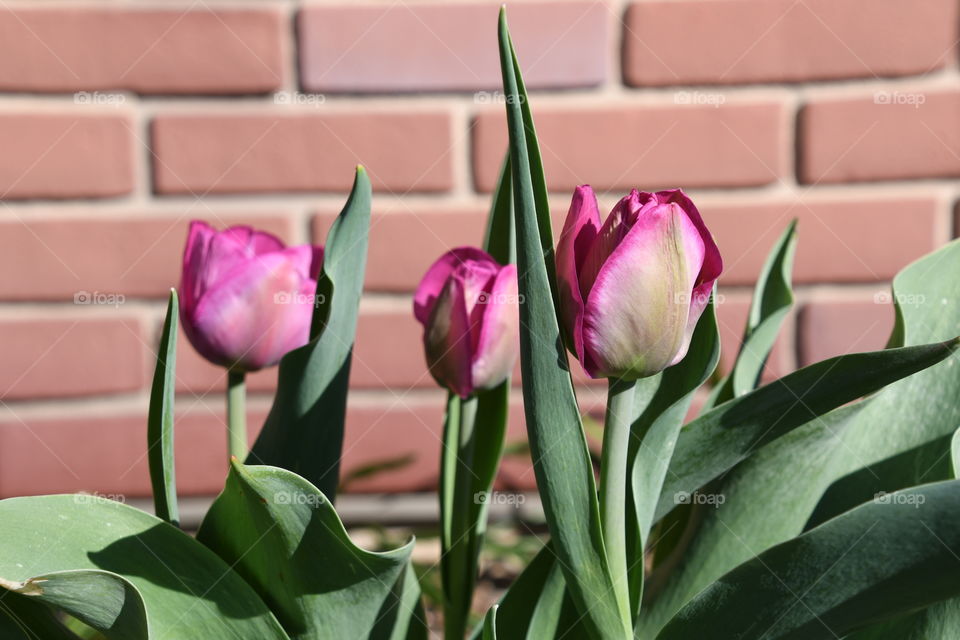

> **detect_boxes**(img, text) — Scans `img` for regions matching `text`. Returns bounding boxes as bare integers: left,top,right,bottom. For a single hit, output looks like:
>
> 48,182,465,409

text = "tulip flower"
180,220,323,459
556,186,722,380
413,247,519,398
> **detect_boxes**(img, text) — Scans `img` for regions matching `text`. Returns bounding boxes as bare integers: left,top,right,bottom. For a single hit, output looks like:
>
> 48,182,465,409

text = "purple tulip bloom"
556,186,722,379
180,221,323,372
414,247,520,398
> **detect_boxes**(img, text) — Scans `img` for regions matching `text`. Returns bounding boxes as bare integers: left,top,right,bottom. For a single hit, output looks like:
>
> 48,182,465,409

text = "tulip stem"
600,376,636,624
227,369,247,462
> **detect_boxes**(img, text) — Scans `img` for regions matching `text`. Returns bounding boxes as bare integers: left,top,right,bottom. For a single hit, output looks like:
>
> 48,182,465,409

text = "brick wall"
0,0,956,499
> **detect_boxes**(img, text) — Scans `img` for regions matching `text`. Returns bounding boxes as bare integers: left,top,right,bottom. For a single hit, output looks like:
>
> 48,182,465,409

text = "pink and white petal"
669,279,714,367
578,189,643,300
413,247,498,325
555,185,602,365
582,203,703,379
657,189,722,287
423,277,474,397
471,265,519,391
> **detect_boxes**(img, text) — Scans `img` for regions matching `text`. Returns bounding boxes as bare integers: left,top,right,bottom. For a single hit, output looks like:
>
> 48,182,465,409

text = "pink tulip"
414,248,520,398
180,221,323,372
556,186,722,380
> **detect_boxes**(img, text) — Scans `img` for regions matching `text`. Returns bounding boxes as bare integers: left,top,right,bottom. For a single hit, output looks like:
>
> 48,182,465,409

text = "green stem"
441,394,479,640
227,369,247,462
600,376,636,625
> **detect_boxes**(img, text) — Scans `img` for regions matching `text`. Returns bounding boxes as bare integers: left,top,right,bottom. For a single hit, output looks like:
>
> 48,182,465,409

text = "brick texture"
0,1,955,498
798,298,895,366
473,103,785,192
0,214,292,301
0,8,284,94
0,113,133,199
624,0,957,86
152,114,453,195
800,91,960,184
0,317,145,401
299,2,608,92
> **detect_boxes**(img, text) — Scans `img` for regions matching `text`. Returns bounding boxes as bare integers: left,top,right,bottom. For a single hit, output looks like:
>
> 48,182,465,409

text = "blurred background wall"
0,0,956,501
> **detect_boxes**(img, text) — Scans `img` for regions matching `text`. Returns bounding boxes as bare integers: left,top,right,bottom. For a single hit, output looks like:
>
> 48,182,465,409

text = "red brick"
153,113,453,195
315,209,487,292
299,2,607,92
704,197,937,285
0,113,133,199
623,0,957,86
0,8,284,94
472,103,785,192
0,317,145,401
800,91,960,184
0,214,292,301
798,298,895,366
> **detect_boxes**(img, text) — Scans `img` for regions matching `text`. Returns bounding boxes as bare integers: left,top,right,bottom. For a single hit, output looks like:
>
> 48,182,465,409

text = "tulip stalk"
600,376,636,622
227,369,247,461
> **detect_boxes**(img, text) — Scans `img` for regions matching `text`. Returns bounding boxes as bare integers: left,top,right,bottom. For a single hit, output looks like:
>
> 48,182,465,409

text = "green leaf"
1,570,146,639
639,240,960,635
705,220,797,409
498,8,628,638
0,588,83,639
482,605,499,640
483,152,515,265
628,297,720,612
147,289,178,527
196,462,415,640
0,495,288,639
654,338,959,523
657,480,960,640
248,167,372,500
952,429,960,478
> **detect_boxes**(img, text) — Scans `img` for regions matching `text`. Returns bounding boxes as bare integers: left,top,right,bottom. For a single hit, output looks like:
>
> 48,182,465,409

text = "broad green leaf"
640,240,960,635
498,8,628,638
953,429,960,478
627,297,720,613
654,338,959,523
657,481,960,640
147,289,178,526
705,220,797,409
482,605,498,640
0,588,82,639
196,462,414,640
0,495,288,639
1,570,146,639
249,167,372,500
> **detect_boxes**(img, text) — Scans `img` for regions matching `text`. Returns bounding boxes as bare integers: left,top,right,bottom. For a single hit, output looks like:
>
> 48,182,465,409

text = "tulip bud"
414,248,520,398
556,186,722,379
180,221,323,372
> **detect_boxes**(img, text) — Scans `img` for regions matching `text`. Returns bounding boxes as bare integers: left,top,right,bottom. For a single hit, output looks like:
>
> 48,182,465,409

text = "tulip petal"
413,247,498,325
472,264,520,391
187,253,312,372
657,190,723,366
555,185,602,369
582,202,704,379
423,276,474,397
